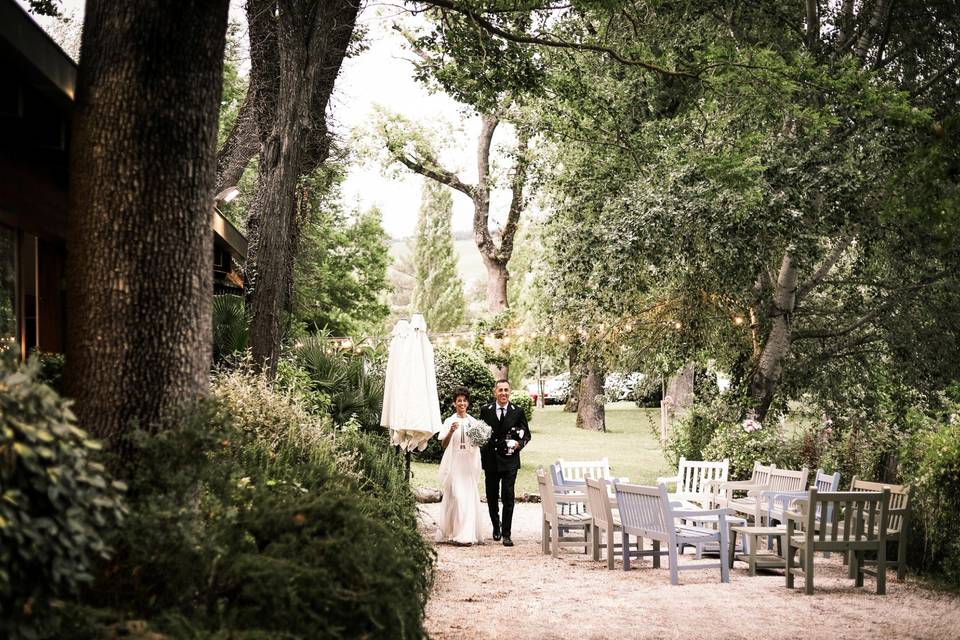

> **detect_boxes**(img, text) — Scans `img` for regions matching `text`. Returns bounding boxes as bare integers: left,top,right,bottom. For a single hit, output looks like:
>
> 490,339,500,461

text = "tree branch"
796,234,854,302
912,57,960,98
497,128,530,262
473,113,499,260
855,0,889,63
418,0,699,79
395,153,476,198
215,94,259,194
805,0,818,50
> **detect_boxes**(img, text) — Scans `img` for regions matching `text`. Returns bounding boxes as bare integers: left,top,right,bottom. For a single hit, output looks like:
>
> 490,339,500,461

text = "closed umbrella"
381,314,442,466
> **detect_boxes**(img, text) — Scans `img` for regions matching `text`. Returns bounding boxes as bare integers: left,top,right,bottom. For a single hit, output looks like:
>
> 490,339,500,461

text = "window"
0,225,16,349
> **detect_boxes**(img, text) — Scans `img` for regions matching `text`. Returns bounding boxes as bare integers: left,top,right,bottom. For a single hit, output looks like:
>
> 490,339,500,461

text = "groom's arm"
515,409,531,450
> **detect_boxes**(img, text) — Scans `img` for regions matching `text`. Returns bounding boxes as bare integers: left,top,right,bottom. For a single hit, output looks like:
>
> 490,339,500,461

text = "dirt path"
419,503,960,640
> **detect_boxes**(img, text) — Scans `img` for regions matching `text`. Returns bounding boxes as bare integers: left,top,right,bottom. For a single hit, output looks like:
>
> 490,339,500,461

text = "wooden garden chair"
585,477,625,569
537,467,591,558
846,477,911,581
764,469,841,555
657,457,729,508
785,487,891,595
709,462,776,510
726,466,809,525
614,481,731,585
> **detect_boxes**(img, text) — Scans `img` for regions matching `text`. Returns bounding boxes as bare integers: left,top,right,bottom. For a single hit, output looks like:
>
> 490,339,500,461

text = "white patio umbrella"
381,314,442,457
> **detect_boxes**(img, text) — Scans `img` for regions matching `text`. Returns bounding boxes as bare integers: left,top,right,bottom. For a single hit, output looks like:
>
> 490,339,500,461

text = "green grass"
410,402,673,495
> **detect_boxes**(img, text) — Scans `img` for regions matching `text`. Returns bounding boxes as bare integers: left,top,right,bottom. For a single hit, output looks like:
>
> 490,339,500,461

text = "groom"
480,379,531,547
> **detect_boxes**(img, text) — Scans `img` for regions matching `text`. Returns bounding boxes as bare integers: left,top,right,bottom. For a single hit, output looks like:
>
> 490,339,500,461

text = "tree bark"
575,361,606,431
748,252,798,421
66,0,229,459
244,0,359,376
564,340,580,413
215,94,259,194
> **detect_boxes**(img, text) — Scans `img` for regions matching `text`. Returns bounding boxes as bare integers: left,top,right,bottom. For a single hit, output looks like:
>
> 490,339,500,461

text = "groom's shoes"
502,536,514,547
493,530,502,541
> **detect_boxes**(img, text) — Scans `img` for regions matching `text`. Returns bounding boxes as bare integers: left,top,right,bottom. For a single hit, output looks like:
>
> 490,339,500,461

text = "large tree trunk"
244,0,358,376
575,361,606,431
215,95,259,194
66,0,229,459
482,258,509,313
564,340,580,412
748,253,798,421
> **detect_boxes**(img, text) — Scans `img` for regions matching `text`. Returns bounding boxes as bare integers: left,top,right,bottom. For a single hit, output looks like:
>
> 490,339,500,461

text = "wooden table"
730,525,787,576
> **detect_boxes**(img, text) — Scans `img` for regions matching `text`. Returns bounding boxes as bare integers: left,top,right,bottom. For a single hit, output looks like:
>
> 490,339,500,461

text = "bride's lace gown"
435,413,485,544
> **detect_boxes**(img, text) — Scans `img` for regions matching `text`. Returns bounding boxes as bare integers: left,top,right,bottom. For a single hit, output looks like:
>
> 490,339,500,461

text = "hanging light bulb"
673,321,682,330
733,316,745,326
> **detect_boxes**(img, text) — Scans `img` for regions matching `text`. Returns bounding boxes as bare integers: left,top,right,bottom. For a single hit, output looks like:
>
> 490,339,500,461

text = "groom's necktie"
498,407,505,423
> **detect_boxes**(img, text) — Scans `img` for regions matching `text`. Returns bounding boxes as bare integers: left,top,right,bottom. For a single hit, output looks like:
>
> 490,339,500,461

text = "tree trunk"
244,0,358,376
66,0,229,459
748,252,798,421
564,340,579,412
215,94,259,194
483,257,509,313
576,361,606,431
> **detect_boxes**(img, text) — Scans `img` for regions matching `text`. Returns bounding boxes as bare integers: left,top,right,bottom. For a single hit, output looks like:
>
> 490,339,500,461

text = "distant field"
390,238,487,289
410,402,673,495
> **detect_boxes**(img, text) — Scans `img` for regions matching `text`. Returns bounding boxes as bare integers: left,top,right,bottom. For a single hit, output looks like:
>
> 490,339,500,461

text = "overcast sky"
23,0,516,239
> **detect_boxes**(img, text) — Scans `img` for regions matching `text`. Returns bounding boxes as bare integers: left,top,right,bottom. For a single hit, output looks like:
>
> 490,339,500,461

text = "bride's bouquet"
464,419,493,448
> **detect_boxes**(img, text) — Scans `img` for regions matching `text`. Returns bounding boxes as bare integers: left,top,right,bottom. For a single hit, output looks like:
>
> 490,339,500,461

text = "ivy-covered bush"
702,417,791,480
899,395,960,587
90,368,433,638
0,356,126,639
665,403,725,467
510,389,534,423
414,346,496,463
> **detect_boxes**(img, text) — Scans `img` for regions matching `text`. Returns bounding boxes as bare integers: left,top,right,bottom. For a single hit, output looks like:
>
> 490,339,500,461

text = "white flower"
464,420,493,448
742,418,762,433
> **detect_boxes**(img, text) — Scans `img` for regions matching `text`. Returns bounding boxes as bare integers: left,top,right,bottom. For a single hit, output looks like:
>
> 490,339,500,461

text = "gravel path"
419,503,960,640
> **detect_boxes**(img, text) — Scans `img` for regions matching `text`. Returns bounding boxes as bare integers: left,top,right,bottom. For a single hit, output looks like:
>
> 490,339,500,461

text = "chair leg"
623,533,631,571
591,523,600,561
719,528,730,583
854,551,865,587
552,520,560,558
804,543,815,595
728,529,737,570
636,535,644,567
877,540,887,595
896,538,906,582
607,528,615,570
669,545,680,585
542,519,550,555
785,542,794,589
653,540,661,569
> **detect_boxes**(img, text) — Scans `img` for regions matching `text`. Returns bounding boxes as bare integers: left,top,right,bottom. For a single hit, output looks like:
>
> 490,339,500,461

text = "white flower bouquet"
464,419,493,448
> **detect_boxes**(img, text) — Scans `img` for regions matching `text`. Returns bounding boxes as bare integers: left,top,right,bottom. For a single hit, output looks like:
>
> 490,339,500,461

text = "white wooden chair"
555,457,614,483
764,469,840,555
585,477,624,569
847,477,911,581
614,481,731,585
657,457,729,507
726,466,809,525
710,462,776,509
785,487,891,595
537,467,592,558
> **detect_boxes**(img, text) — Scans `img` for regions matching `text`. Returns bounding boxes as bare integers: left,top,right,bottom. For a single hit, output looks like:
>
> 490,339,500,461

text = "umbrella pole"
405,450,411,482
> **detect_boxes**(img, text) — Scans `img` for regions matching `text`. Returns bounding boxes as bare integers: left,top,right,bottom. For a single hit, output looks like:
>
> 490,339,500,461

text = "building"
0,0,246,360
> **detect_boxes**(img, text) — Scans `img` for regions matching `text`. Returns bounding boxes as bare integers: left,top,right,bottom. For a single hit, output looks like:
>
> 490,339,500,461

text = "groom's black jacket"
479,402,531,473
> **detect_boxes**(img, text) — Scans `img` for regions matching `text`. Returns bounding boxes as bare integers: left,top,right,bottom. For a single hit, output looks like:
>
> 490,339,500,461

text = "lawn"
410,402,673,495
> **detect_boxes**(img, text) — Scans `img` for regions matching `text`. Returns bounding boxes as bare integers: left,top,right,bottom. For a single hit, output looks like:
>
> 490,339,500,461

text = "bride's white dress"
435,412,485,544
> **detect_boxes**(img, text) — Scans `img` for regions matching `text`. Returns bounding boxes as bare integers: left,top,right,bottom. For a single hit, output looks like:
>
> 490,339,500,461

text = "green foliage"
412,181,465,332
665,404,725,468
0,356,126,638
213,294,249,365
33,351,65,394
509,389,534,423
292,336,385,430
293,166,391,336
900,394,960,587
412,346,496,463
88,369,433,638
702,417,791,480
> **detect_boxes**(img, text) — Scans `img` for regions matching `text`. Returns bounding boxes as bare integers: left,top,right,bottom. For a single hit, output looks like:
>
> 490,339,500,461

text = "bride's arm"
440,420,459,450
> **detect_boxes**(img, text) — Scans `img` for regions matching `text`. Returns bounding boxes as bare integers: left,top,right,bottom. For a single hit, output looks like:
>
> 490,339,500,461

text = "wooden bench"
614,481,731,585
537,467,591,558
710,462,776,510
847,476,911,581
785,487,891,595
657,457,729,508
725,466,809,525
585,477,624,569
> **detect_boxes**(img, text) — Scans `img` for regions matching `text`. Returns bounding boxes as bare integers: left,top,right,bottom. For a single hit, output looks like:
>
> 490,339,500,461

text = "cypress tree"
412,181,465,332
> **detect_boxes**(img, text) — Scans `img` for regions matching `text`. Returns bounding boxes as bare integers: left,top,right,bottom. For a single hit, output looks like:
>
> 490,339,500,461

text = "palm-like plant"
213,294,248,365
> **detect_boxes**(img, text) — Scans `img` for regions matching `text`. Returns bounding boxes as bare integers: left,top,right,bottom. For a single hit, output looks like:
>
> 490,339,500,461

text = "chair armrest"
554,491,587,504
719,481,765,491
672,508,734,519
761,490,806,500
656,475,681,485
764,491,808,514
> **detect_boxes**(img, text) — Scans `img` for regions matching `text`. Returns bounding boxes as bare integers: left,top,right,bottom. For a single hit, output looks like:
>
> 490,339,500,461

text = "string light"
558,333,568,343
733,316,745,326
673,321,682,330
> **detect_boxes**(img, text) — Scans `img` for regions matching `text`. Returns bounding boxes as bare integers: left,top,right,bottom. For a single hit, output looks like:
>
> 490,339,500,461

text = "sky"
23,0,517,240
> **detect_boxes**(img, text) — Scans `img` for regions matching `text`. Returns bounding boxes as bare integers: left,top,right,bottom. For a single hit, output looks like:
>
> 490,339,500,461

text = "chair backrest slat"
557,457,611,482
769,467,810,493
537,467,557,513
615,481,667,535
803,488,891,543
586,477,612,529
850,476,910,533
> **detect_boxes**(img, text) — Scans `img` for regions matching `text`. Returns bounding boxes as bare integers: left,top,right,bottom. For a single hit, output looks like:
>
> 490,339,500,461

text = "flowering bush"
703,418,790,480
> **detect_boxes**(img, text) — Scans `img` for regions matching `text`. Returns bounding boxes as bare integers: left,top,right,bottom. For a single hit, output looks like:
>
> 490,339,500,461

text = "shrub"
413,346,496,463
702,417,790,480
510,390,534,423
0,356,126,639
899,398,960,587
93,369,434,638
665,403,725,467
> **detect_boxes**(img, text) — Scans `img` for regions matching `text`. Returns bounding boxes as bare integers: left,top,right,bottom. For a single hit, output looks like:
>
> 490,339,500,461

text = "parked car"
604,372,645,401
542,373,570,405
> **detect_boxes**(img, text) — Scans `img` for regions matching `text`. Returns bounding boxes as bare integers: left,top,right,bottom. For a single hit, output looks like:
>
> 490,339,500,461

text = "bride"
435,387,485,544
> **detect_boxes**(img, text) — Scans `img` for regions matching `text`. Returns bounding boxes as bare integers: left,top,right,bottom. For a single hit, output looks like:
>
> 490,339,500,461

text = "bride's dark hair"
452,387,471,403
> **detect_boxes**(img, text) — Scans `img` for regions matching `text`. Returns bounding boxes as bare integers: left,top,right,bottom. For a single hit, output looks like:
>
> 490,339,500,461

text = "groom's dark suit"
479,401,531,539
